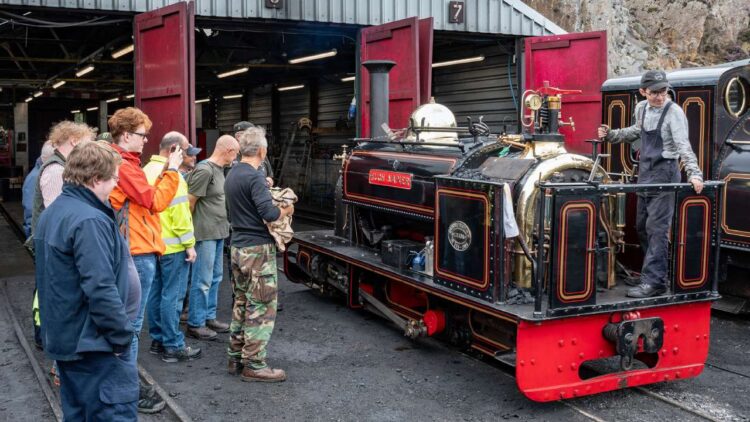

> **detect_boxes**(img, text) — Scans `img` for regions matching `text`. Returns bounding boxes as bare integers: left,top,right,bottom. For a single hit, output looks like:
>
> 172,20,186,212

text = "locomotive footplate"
602,316,664,371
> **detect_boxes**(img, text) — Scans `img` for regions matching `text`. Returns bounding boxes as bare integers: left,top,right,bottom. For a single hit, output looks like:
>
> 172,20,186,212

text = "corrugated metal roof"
1,0,565,37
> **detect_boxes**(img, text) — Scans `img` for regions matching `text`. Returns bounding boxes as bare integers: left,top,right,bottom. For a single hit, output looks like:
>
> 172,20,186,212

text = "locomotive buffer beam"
602,316,664,371
358,289,427,339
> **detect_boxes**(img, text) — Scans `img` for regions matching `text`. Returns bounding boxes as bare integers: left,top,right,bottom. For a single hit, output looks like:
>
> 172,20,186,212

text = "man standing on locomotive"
598,70,704,298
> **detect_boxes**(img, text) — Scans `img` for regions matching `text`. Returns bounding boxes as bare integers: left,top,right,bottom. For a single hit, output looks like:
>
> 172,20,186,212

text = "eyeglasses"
128,131,148,139
646,90,669,98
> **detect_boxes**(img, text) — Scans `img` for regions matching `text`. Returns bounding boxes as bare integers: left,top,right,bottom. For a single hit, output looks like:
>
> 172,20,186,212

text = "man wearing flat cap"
598,69,704,299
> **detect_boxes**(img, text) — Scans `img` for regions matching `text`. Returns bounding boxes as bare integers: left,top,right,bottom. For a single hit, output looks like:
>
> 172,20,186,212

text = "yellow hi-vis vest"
143,155,196,255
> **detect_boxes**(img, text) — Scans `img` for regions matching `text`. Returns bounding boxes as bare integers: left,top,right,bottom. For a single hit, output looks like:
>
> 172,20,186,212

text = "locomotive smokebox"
362,60,396,140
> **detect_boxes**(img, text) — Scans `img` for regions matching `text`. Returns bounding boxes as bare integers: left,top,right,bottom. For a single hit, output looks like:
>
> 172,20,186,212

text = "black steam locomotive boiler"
284,60,724,401
602,59,750,312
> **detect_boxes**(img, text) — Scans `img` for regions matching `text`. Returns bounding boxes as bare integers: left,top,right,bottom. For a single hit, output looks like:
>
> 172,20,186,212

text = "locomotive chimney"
362,60,396,140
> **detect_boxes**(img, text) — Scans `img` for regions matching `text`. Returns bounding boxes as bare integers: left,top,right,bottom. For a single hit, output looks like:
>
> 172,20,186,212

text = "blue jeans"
188,239,223,327
147,251,189,350
58,351,138,421
132,254,157,360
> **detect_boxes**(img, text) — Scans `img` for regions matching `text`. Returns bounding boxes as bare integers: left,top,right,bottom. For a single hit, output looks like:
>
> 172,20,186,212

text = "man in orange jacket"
108,107,182,414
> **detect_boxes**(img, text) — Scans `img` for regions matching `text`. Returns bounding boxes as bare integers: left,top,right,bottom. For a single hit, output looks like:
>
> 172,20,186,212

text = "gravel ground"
1,204,749,421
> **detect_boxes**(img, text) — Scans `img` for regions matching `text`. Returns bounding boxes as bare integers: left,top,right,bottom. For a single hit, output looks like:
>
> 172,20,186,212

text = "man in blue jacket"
35,140,138,420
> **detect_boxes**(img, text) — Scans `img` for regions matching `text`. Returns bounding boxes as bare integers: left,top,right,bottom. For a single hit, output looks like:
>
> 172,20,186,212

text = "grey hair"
238,127,268,157
160,131,186,151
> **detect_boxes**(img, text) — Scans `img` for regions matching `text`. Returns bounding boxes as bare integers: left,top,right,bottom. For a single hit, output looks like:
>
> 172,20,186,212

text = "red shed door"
525,31,607,154
134,2,195,157
360,17,432,138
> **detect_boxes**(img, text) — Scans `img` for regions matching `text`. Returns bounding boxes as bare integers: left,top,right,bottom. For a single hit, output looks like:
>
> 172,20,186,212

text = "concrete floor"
1,200,749,421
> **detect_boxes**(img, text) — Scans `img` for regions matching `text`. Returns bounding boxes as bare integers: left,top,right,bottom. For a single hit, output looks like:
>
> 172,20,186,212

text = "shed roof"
1,0,565,37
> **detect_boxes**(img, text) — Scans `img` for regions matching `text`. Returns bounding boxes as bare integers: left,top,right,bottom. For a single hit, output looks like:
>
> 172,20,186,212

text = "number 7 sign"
448,1,464,24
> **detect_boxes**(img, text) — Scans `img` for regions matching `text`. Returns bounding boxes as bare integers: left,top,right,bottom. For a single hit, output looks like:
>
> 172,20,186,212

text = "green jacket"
143,155,196,254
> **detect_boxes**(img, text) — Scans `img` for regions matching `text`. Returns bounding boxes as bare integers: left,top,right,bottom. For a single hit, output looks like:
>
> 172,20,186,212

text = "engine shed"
0,0,574,216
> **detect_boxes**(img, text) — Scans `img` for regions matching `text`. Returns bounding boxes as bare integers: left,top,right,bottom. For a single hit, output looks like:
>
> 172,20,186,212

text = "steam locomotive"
602,59,750,313
283,59,724,401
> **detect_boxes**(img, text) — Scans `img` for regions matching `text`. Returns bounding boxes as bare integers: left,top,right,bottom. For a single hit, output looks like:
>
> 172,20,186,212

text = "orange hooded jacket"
109,144,179,256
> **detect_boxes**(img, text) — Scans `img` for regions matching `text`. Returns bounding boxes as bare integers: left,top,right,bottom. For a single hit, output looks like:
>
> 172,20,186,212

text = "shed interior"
0,6,520,216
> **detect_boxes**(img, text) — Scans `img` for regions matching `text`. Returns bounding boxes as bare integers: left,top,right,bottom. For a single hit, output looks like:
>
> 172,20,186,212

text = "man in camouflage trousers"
224,127,294,382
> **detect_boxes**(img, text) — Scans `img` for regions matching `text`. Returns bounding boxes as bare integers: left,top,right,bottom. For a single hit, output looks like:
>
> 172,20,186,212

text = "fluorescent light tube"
432,55,485,68
75,65,95,77
52,80,66,89
289,49,337,64
217,67,249,79
106,97,119,103
33,91,43,97
278,84,305,92
71,109,80,114
87,106,98,111
111,44,134,59
195,98,210,104
222,94,243,99
340,76,355,82
125,94,135,99
24,97,33,102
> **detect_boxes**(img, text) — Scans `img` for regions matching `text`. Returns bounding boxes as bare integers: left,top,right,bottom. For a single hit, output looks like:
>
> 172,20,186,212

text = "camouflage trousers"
228,244,278,369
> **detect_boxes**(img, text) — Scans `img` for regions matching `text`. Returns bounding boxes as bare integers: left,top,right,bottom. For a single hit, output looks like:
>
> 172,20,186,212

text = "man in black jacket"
225,126,293,382
35,140,137,420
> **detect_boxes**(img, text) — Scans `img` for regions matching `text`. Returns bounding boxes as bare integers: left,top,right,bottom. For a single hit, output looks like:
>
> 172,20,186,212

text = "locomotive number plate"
368,169,413,190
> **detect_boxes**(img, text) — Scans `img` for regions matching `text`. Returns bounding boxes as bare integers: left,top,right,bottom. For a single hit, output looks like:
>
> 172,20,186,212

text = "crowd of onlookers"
24,107,294,420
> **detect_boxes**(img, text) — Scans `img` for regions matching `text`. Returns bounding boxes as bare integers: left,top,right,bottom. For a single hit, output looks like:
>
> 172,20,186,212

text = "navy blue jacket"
35,183,133,361
21,158,42,238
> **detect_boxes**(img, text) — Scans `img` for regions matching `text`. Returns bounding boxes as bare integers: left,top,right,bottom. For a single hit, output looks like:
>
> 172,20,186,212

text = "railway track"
0,203,191,422
484,351,737,422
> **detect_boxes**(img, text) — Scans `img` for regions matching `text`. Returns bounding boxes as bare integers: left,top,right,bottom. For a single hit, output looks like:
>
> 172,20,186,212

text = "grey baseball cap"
233,121,255,133
640,70,670,91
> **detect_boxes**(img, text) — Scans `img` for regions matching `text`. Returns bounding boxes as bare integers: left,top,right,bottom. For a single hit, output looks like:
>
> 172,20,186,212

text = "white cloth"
503,183,519,238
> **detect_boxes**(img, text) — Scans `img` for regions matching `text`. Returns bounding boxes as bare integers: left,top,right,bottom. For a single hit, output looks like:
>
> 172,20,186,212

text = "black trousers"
636,191,675,288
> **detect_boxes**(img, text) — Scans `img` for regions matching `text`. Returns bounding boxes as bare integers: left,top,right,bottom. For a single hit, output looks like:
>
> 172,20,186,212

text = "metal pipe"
712,186,723,296
534,188,547,316
362,60,396,140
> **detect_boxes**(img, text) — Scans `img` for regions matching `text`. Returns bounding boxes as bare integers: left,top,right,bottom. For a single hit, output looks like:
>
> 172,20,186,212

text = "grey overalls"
636,101,679,288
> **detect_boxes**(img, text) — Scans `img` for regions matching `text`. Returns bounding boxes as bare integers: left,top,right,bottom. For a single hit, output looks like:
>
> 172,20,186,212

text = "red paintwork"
134,2,195,157
423,310,446,336
525,31,607,154
368,169,413,189
515,301,711,402
360,17,422,138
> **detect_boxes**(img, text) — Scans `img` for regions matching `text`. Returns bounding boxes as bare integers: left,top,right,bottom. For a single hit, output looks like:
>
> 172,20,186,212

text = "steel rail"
0,280,63,422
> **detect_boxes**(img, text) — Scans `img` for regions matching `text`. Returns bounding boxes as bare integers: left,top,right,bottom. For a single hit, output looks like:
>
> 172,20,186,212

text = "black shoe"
162,346,202,363
627,282,667,298
138,383,166,414
149,340,165,355
624,275,641,287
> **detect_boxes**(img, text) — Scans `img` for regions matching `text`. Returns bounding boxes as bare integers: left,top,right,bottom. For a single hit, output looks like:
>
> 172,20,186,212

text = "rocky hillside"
525,0,750,76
